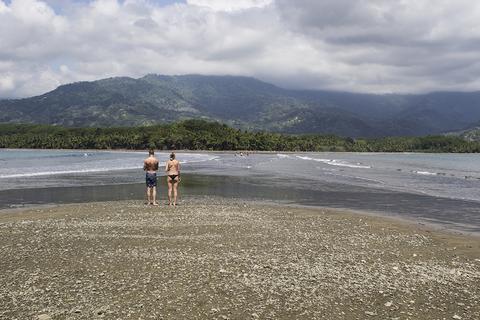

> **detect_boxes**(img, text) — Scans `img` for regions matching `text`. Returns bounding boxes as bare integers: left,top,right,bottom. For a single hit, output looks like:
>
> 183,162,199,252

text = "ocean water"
1,150,480,200
1,149,479,233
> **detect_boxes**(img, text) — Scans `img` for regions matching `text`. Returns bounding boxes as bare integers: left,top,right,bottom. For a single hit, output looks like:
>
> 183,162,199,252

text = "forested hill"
1,120,479,153
1,74,480,138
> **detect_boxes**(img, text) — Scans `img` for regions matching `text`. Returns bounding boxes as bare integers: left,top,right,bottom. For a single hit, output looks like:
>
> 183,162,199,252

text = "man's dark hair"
149,149,155,155
170,152,175,160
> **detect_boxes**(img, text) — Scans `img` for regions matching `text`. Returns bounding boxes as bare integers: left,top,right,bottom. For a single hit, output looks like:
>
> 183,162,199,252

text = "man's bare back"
144,156,159,173
144,150,159,206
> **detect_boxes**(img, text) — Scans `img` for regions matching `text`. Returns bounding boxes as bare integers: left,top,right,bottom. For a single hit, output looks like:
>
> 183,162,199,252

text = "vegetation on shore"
1,120,479,152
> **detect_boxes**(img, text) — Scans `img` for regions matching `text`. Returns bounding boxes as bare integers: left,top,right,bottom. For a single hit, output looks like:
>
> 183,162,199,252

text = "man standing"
144,149,159,206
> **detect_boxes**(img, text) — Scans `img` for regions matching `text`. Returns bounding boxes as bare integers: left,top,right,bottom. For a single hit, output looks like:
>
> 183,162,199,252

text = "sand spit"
0,197,479,319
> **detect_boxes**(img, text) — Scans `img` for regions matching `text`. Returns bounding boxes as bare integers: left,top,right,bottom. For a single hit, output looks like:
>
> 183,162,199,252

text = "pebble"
95,308,106,315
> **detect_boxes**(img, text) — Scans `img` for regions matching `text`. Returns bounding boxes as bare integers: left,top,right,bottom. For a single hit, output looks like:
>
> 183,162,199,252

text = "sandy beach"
1,197,479,320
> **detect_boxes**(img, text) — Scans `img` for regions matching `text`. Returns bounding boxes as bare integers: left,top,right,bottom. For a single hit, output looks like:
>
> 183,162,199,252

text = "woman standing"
165,152,181,206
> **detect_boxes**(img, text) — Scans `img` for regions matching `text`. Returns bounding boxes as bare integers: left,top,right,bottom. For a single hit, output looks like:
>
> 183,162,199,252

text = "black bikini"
169,174,178,182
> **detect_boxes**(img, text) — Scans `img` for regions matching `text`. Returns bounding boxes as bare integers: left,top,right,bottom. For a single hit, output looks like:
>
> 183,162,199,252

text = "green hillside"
1,75,480,137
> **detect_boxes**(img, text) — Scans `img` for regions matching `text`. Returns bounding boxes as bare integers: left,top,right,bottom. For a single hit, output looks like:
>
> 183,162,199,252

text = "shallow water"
0,149,479,233
1,149,479,200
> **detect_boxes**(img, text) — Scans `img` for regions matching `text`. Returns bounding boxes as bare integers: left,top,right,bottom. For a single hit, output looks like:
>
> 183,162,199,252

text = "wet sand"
0,197,479,319
2,174,480,235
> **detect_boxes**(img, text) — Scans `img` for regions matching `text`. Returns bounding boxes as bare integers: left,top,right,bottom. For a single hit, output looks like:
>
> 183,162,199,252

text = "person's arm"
154,160,159,171
143,160,147,171
177,161,181,180
165,161,169,173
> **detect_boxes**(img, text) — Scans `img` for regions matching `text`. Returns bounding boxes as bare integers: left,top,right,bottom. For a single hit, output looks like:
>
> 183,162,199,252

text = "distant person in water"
165,152,181,206
143,149,159,206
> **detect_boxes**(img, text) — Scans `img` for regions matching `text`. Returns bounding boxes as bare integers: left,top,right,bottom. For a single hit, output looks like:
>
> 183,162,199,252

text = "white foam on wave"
295,156,371,169
0,166,142,179
321,168,339,172
0,153,219,178
413,171,438,176
276,153,291,159
180,155,219,164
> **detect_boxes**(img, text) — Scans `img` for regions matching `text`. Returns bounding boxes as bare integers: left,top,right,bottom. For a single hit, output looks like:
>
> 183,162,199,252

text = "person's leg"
167,179,173,205
173,179,179,206
152,187,158,206
146,187,152,205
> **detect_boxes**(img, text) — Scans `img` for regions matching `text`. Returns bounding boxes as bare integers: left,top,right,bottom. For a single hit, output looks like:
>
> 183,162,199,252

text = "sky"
1,0,480,98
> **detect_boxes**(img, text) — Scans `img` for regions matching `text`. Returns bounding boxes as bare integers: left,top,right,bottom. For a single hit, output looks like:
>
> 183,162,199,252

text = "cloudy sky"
1,0,480,98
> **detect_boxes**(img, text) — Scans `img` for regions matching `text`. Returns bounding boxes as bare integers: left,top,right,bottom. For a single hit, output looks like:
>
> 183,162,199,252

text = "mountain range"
1,74,480,138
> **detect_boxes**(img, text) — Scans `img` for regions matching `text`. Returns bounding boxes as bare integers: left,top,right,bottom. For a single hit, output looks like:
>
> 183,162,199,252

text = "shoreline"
3,147,478,155
2,195,480,239
1,175,480,236
1,197,479,319
267,201,480,239
3,197,480,241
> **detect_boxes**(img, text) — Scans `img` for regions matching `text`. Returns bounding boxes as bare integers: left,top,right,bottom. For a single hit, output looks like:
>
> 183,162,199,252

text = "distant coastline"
1,120,480,153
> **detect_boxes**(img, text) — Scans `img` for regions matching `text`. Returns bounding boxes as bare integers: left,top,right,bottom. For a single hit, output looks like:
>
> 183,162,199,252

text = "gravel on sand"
0,197,479,319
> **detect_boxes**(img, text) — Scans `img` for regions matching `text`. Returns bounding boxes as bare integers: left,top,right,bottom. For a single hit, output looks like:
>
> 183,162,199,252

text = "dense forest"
1,120,479,153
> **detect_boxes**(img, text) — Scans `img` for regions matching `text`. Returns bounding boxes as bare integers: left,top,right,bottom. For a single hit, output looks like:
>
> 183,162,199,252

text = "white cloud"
186,0,273,12
0,74,15,93
1,0,480,98
0,0,9,13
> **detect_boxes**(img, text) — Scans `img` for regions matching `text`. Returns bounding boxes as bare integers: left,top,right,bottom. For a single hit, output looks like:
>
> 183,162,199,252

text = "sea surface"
1,149,479,233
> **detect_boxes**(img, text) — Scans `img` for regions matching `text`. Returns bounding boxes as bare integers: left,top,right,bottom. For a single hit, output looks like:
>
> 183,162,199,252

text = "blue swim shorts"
146,172,157,188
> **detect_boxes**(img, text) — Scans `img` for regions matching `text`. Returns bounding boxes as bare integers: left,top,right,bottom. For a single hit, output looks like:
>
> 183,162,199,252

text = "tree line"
1,120,479,152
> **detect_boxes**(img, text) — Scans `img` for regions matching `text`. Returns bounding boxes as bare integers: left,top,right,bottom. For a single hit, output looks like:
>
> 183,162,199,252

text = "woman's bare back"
165,159,180,175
